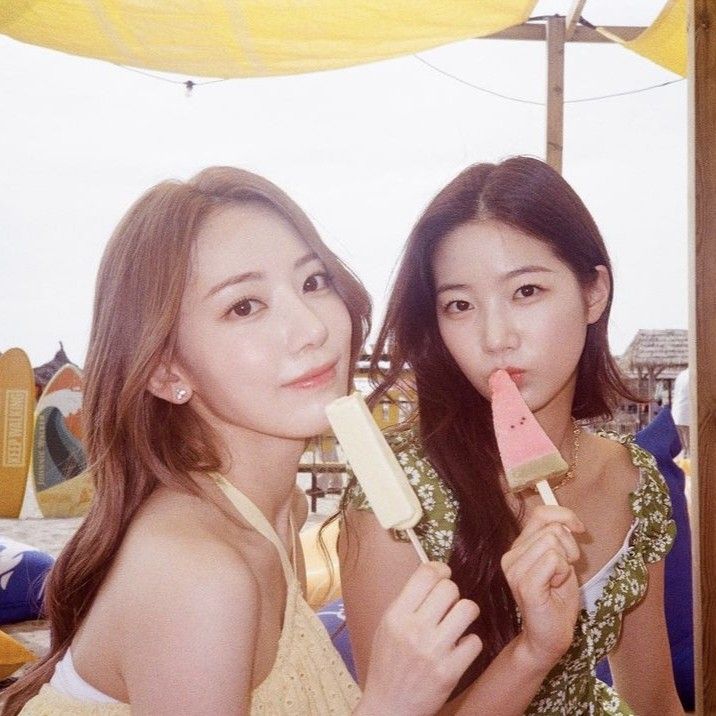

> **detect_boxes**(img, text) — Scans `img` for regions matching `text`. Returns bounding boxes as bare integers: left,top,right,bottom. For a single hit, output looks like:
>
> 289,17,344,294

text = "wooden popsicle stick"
535,479,559,506
406,527,429,563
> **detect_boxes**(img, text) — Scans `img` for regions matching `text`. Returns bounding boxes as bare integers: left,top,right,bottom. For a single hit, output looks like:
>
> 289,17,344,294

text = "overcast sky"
0,1,686,367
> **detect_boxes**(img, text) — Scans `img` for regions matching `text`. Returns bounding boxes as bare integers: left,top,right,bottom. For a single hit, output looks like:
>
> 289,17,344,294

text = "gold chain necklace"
534,419,581,493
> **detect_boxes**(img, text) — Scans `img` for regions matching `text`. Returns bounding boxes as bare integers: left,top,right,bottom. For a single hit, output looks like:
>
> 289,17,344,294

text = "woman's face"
170,202,352,443
433,220,608,419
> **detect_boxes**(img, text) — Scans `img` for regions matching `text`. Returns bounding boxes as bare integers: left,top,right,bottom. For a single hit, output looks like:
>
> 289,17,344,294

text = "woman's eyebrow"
205,253,321,299
436,265,555,295
206,271,263,299
503,265,554,280
436,282,468,296
295,252,320,269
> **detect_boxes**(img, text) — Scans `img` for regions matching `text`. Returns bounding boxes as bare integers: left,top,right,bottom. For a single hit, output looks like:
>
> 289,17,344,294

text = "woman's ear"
585,265,611,325
147,362,193,404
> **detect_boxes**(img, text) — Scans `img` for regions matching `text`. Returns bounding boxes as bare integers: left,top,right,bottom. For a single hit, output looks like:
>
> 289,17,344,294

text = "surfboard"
32,363,89,517
35,363,83,439
36,468,94,518
0,348,36,518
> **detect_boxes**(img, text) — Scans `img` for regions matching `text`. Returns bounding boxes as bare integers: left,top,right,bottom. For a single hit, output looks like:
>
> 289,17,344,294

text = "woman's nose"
285,295,329,353
481,305,519,355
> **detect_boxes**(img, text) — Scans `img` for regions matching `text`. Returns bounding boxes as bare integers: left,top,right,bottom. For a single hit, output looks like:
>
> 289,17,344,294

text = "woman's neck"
215,427,306,525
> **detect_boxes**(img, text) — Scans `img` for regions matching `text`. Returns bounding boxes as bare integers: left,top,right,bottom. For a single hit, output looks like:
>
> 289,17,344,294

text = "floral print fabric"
343,429,675,715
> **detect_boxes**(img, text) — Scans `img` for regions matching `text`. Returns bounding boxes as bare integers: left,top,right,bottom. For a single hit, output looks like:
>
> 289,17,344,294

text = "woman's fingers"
365,566,482,714
390,563,481,653
434,598,480,647
515,548,574,604
502,522,580,576
417,575,461,623
516,505,585,542
390,561,451,613
449,632,483,675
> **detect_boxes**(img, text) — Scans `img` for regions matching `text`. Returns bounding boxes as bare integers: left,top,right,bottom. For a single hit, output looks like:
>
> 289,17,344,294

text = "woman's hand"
501,505,584,669
355,562,481,716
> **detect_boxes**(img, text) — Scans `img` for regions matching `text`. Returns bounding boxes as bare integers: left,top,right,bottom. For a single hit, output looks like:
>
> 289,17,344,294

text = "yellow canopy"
0,0,537,78
599,0,686,77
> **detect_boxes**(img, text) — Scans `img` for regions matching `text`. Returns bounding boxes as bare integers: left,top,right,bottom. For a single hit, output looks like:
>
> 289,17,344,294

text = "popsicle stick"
535,479,559,506
406,528,429,563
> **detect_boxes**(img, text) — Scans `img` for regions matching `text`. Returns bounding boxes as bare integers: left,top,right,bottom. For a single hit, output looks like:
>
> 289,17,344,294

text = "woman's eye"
445,299,472,313
229,298,262,317
303,272,330,293
515,284,540,299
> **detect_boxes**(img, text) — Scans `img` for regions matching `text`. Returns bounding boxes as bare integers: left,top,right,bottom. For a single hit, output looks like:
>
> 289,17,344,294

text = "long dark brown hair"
2,167,370,715
368,156,637,693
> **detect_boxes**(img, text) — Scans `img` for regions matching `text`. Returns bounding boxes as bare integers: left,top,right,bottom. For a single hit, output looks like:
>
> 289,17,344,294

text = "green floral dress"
343,429,676,715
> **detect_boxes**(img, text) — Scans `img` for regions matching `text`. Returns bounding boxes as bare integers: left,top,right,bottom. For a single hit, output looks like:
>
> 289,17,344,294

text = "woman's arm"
341,515,483,715
341,505,585,716
340,509,420,686
439,636,562,716
352,560,480,715
607,560,684,715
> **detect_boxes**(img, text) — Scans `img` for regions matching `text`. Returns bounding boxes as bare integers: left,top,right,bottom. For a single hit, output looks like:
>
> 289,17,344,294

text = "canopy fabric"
598,0,686,77
0,0,537,78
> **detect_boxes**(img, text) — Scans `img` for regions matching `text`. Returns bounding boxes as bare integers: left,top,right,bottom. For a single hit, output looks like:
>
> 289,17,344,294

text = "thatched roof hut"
33,342,74,390
618,329,688,382
616,329,688,425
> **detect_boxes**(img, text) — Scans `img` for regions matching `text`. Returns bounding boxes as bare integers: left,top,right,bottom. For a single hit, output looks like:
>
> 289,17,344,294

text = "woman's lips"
284,362,337,389
504,368,525,385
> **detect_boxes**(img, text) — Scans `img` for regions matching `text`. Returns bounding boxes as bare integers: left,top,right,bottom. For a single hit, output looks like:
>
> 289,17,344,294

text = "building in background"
612,329,688,432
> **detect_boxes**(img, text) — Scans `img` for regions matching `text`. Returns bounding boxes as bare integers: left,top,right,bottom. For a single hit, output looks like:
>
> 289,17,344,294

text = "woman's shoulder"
592,429,668,495
72,488,261,687
593,429,676,562
114,488,261,607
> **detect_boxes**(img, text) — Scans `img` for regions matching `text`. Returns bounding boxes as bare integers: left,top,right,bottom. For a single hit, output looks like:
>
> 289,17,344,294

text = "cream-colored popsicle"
326,392,428,561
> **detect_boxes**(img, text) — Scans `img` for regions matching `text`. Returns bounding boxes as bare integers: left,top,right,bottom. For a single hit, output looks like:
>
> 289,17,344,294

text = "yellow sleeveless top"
20,476,360,714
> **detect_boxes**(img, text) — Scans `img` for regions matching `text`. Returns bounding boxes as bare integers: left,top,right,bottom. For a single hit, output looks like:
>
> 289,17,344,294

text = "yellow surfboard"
0,348,36,517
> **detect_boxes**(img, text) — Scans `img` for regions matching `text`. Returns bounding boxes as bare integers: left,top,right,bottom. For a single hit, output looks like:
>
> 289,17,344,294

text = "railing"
297,462,347,512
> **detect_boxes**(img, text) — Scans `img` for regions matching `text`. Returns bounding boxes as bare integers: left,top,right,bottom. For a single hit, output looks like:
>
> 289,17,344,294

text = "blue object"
316,598,357,680
596,407,694,710
0,536,54,624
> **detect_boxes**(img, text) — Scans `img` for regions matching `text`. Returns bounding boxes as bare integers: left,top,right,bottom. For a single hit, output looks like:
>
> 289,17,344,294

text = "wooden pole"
690,0,716,712
648,369,655,423
546,16,565,173
483,24,645,43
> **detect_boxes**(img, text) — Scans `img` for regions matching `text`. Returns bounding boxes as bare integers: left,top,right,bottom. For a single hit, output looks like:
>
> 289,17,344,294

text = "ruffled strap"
599,432,676,564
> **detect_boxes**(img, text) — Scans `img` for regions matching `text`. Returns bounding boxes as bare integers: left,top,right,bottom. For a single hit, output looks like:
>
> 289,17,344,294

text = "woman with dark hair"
3,167,481,715
341,157,684,714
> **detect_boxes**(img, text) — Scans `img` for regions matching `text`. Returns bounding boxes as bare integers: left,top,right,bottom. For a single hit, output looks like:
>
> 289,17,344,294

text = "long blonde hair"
3,167,370,714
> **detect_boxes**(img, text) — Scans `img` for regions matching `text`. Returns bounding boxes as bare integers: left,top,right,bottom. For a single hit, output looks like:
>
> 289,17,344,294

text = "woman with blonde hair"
3,167,480,715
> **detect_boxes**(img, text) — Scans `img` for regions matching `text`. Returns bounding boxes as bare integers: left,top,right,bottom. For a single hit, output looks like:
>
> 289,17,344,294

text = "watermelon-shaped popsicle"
489,369,567,502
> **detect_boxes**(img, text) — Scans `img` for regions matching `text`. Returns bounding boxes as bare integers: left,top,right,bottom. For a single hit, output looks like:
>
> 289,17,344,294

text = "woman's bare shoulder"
584,432,641,513
107,487,261,610
587,430,637,475
72,486,261,694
